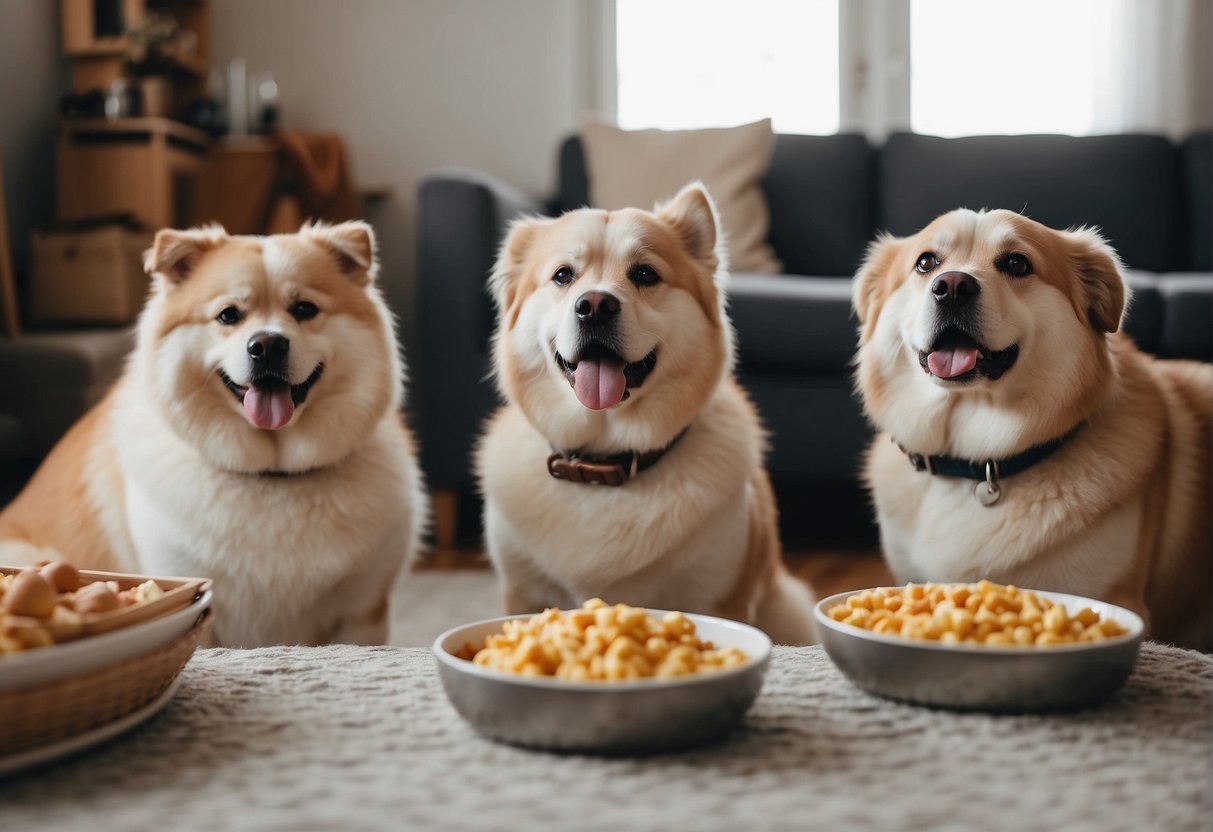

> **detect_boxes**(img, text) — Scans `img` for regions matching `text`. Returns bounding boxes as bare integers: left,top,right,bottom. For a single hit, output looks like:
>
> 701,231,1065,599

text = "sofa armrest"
0,328,133,462
415,169,548,490
1156,274,1213,361
728,274,858,373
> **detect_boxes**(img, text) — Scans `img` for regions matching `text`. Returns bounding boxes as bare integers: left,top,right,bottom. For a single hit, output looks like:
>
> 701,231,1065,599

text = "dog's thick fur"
0,222,426,647
854,208,1211,649
477,183,815,645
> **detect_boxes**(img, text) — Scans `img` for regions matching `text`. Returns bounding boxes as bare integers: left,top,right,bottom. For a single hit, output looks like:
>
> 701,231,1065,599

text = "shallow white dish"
434,611,772,753
0,677,182,776
814,586,1144,711
0,590,212,692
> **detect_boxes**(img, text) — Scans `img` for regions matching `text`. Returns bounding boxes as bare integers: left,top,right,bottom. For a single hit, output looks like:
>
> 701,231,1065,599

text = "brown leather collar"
547,428,689,486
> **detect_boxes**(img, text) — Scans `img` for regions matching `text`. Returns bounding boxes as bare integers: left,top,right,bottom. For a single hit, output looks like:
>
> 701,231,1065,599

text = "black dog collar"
896,424,1084,506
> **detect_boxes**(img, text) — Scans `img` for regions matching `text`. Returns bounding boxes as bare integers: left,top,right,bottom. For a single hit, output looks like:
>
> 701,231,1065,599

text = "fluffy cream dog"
854,208,1211,649
477,183,815,645
0,222,426,647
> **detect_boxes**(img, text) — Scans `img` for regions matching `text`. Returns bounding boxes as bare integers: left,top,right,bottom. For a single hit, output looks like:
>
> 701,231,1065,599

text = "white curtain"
1093,0,1213,137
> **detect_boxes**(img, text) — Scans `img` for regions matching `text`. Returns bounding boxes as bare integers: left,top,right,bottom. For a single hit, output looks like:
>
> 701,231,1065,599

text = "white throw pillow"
580,119,783,274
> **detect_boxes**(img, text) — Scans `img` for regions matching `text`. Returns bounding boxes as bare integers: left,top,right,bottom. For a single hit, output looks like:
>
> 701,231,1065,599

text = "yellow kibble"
1075,607,1100,627
873,617,902,634
950,609,975,638
1100,619,1127,637
465,600,747,680
847,594,873,611
946,585,970,606
826,580,1127,651
846,608,872,627
1044,604,1069,635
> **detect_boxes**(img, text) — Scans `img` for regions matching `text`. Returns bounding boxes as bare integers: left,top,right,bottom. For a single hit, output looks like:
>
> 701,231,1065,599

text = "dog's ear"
144,226,227,285
656,182,720,269
489,216,546,326
306,221,378,286
1064,227,1127,334
853,233,904,332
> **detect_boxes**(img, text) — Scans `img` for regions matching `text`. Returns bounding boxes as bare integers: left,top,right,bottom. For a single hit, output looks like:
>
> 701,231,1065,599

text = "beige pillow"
580,119,782,274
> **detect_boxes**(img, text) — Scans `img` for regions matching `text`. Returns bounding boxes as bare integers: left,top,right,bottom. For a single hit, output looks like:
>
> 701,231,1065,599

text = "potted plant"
124,11,179,118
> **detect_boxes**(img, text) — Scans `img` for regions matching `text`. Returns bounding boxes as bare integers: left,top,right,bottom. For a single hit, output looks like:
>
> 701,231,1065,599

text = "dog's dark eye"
552,267,575,287
997,253,1034,277
290,300,320,321
915,253,940,274
628,264,661,287
217,306,242,326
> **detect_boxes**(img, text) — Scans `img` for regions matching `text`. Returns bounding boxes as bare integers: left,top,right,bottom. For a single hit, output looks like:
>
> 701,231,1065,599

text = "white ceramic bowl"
0,589,213,692
433,611,772,753
814,586,1144,711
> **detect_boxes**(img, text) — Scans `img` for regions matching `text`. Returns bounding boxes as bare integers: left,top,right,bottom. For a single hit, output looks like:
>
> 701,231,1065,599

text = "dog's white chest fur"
869,436,1139,599
481,388,757,614
111,383,421,646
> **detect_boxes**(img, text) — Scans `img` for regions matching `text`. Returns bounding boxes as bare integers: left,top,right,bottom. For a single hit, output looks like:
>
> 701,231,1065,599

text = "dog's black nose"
574,291,621,325
931,271,980,308
247,332,290,363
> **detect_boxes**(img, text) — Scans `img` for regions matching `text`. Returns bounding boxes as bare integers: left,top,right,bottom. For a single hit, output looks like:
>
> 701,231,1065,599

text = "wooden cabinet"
57,118,208,229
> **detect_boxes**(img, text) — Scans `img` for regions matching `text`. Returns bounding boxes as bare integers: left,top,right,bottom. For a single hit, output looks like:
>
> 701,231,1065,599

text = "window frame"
591,0,912,139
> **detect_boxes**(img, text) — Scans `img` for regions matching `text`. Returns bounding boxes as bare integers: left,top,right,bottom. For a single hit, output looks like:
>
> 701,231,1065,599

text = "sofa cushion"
580,119,782,273
763,134,874,277
729,275,856,373
880,133,1185,273
1181,132,1211,271
1121,272,1164,354
559,133,876,278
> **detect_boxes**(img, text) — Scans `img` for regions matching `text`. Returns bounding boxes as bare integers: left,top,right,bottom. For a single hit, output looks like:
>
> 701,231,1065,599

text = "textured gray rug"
389,568,501,647
1,642,1210,831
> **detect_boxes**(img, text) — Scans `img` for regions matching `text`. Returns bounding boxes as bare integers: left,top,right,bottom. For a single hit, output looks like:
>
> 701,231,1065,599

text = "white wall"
211,0,597,352
0,0,68,287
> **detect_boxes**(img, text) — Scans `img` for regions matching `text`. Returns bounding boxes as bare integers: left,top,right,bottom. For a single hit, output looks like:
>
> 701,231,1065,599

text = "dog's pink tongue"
573,356,627,410
928,346,979,378
243,386,294,429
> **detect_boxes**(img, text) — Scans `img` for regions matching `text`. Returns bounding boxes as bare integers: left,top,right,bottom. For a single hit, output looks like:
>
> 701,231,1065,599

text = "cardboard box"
31,225,154,324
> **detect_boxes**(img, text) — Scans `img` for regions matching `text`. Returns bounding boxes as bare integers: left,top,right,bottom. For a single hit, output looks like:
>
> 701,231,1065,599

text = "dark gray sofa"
415,131,1212,546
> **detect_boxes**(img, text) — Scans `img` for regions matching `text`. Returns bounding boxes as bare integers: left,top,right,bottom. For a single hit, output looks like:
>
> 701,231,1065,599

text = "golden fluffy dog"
478,183,816,644
854,208,1211,649
0,222,426,647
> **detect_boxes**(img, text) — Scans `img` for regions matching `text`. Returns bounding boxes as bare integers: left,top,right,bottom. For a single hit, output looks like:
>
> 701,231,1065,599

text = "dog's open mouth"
918,328,1018,383
554,342,657,410
218,364,324,430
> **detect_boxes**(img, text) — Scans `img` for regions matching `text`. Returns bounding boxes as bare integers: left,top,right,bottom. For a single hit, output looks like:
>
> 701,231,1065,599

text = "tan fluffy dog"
854,208,1211,649
0,222,426,647
478,183,815,644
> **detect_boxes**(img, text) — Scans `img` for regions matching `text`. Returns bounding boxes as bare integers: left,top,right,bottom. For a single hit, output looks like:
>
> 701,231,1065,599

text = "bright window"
614,0,839,135
910,0,1111,136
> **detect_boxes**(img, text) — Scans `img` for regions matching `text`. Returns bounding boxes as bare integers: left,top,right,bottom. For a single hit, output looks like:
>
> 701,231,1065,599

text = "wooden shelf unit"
61,0,211,109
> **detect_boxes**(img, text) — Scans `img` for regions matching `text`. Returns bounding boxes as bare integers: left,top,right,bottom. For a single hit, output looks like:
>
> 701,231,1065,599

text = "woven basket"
0,608,212,755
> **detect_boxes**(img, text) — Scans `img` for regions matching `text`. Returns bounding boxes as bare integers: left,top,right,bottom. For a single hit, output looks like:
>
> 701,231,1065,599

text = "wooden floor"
421,547,893,599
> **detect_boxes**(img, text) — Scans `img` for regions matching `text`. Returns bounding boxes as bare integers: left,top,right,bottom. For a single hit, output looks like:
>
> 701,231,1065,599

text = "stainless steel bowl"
433,611,772,754
815,587,1144,711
